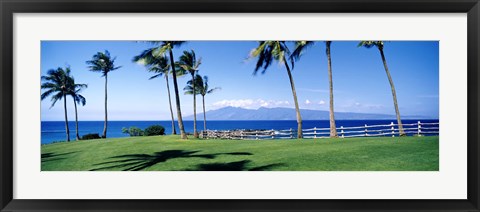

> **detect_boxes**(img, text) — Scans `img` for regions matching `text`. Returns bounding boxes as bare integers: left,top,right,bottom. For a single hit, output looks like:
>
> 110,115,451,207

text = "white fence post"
340,126,344,138
365,124,368,137
417,121,421,136
391,122,395,137
204,121,438,140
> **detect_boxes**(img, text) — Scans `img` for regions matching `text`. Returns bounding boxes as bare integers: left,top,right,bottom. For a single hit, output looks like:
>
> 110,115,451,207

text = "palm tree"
133,49,179,135
86,50,121,138
249,41,303,138
291,41,338,138
184,75,220,133
178,50,202,138
147,41,188,139
358,41,405,136
41,67,73,142
68,77,87,141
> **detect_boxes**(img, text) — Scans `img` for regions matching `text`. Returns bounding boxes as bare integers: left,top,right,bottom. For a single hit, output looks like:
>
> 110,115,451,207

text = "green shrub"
122,127,144,137
81,133,101,140
144,125,165,136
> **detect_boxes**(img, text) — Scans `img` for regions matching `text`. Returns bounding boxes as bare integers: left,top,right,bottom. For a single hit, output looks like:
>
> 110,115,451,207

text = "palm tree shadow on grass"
188,160,285,171
90,150,253,171
42,151,78,163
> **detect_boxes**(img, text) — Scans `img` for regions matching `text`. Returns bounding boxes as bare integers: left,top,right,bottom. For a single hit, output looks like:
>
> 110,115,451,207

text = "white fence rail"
202,121,439,140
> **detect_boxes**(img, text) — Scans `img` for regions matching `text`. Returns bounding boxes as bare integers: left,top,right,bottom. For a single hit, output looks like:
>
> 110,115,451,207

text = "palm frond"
191,75,220,96
86,50,121,76
184,90,195,95
75,94,87,106
358,41,384,49
184,74,204,96
290,41,314,62
41,82,58,89
149,73,163,80
41,66,73,108
74,83,87,90
207,87,221,94
145,41,163,45
134,48,171,80
49,92,64,108
178,50,201,76
169,41,186,48
250,41,292,74
152,45,170,57
40,89,56,100
132,48,156,64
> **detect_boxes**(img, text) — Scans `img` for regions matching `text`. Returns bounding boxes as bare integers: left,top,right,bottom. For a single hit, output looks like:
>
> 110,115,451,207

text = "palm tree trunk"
165,75,177,135
63,94,70,142
326,41,338,138
283,57,303,139
102,73,108,138
73,98,80,141
379,47,405,136
192,74,199,138
169,49,187,139
202,95,206,132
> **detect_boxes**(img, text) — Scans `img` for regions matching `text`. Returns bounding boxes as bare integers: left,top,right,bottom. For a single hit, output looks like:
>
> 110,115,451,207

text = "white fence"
202,121,439,140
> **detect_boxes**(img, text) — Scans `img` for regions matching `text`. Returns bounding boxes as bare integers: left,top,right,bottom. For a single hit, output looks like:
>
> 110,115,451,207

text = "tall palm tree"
86,50,121,138
67,77,87,141
358,41,405,136
41,67,73,142
178,50,202,138
291,41,338,138
184,75,220,133
249,41,303,138
65,71,87,142
147,41,188,139
133,49,179,135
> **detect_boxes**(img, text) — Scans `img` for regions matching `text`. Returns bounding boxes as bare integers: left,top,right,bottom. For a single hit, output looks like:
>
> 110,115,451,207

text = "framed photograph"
1,0,479,211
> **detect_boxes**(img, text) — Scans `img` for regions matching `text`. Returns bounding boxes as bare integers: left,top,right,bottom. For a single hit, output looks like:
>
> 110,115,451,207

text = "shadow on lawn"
187,160,285,171
41,152,78,163
90,150,253,171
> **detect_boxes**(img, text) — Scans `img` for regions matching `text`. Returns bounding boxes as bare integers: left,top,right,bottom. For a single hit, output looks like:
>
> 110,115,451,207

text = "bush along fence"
201,121,439,140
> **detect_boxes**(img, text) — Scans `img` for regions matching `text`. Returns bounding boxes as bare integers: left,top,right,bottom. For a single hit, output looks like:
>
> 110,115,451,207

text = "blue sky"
41,41,439,121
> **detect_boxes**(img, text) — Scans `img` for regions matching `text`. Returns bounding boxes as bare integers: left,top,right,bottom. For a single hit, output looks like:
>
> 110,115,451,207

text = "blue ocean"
41,119,439,144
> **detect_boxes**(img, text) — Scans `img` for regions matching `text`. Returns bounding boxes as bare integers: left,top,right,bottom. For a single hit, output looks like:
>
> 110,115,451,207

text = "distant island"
184,106,433,121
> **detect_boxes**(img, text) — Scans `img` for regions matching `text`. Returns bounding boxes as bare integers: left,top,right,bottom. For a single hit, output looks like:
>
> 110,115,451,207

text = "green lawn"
41,136,439,171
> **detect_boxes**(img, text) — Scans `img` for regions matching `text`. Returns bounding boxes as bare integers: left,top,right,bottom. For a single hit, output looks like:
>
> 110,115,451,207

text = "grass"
41,135,439,171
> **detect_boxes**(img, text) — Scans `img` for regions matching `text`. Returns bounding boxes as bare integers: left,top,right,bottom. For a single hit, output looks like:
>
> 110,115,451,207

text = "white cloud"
211,99,291,109
318,100,326,105
305,99,311,105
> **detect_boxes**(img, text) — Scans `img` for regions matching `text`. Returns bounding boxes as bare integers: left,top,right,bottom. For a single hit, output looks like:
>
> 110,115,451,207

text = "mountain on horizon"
184,106,433,120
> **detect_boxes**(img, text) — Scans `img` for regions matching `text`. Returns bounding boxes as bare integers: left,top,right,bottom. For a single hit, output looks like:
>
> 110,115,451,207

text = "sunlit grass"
41,135,439,171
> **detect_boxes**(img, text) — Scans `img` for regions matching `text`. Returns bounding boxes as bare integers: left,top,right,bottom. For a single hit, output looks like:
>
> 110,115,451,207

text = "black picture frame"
1,0,479,211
